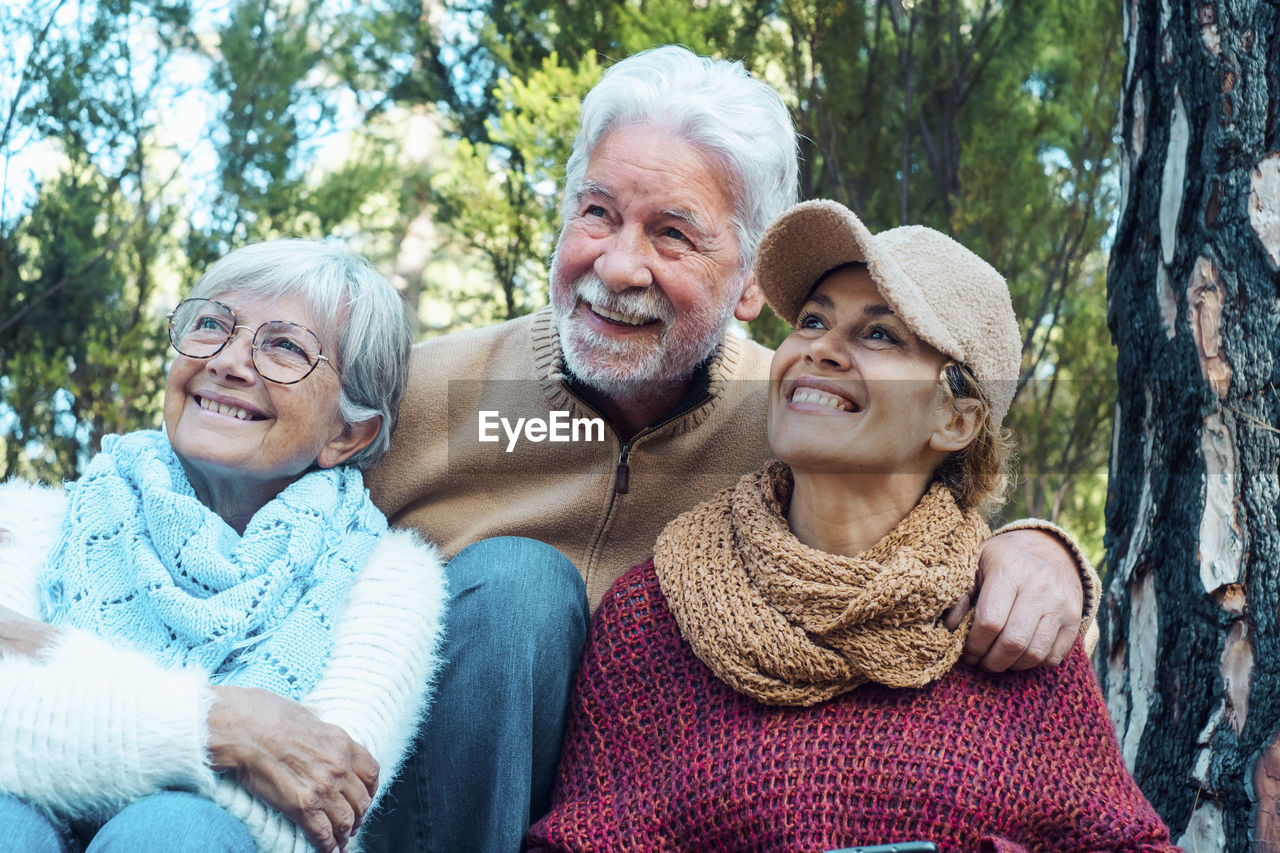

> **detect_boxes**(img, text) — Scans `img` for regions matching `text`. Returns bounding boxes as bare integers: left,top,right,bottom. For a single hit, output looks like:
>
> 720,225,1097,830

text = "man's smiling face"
549,122,751,397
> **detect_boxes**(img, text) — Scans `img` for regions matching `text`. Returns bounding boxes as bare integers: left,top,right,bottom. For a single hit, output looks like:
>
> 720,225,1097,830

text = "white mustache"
572,276,674,326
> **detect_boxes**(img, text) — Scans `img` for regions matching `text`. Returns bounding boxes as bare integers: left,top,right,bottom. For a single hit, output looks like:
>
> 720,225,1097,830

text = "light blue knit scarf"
38,430,387,701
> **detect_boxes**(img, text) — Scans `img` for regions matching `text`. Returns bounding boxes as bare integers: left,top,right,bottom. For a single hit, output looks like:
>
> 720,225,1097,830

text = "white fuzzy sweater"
0,478,448,853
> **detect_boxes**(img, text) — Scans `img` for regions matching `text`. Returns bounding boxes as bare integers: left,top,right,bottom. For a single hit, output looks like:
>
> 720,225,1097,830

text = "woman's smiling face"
163,290,361,502
767,265,954,480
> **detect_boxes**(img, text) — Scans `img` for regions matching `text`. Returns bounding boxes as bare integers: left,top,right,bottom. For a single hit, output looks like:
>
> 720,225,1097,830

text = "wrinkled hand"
208,686,378,853
943,528,1084,672
0,604,58,659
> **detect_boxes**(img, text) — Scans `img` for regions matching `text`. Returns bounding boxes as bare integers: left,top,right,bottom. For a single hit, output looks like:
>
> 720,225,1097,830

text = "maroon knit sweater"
525,560,1178,853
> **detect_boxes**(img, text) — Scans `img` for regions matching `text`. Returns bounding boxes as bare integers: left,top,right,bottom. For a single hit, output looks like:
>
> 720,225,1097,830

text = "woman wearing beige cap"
525,200,1175,852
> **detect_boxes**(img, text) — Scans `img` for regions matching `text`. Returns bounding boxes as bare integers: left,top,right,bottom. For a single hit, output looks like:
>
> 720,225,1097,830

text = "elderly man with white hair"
361,45,1099,853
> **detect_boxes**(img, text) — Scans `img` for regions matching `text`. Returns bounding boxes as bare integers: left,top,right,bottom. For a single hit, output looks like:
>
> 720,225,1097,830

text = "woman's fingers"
293,726,379,849
276,751,362,852
294,792,344,852
208,686,380,851
335,745,375,834
0,604,59,658
351,741,379,798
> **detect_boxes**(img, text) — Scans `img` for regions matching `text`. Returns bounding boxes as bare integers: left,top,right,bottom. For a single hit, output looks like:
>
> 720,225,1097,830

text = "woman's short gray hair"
186,239,412,469
562,45,798,277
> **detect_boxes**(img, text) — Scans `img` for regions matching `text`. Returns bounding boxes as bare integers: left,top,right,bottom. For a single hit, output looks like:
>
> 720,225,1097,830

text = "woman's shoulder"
950,640,1099,700
933,640,1117,752
0,477,68,527
594,559,679,636
598,558,664,617
588,558,699,668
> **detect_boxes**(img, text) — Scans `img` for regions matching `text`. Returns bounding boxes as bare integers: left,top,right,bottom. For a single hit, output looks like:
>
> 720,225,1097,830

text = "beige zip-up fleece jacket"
367,307,775,606
367,306,1100,633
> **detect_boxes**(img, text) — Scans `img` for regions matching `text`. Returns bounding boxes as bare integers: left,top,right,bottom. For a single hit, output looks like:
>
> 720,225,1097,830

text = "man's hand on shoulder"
947,527,1085,672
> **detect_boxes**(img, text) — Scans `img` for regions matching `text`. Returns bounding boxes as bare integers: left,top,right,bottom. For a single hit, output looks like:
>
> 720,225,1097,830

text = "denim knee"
86,792,254,853
0,794,65,853
446,535,589,653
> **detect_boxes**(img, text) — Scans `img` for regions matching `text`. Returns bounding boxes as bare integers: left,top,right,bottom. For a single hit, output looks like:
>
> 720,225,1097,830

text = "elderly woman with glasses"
526,201,1175,852
0,240,447,853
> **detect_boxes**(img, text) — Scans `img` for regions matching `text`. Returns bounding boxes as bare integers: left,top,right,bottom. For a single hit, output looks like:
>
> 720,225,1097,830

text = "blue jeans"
361,536,590,853
0,794,65,853
0,791,255,853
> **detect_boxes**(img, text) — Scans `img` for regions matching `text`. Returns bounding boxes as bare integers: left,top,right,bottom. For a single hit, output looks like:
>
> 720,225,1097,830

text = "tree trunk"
1100,0,1280,849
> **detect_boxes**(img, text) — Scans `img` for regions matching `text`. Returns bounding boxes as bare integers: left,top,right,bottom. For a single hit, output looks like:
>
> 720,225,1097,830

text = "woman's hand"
208,686,379,853
0,604,58,659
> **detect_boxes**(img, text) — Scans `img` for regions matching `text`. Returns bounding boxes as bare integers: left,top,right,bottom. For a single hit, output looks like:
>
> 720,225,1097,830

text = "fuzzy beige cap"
754,199,1022,424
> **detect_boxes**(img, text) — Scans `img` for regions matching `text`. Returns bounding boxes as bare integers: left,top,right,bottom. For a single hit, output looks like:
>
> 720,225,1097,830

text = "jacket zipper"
615,445,632,494
554,376,710,495
612,399,709,495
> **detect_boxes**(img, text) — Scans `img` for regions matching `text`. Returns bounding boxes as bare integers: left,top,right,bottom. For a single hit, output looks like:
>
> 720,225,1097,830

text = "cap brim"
756,201,961,359
755,200,885,326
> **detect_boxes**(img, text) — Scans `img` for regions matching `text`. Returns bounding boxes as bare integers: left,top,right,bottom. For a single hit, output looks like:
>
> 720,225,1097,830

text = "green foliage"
196,0,426,257
1,0,189,481
1004,256,1115,568
428,52,600,323
1,0,431,481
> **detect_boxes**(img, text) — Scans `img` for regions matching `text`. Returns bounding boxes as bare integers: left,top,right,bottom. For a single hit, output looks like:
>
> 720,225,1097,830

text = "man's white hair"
561,45,799,276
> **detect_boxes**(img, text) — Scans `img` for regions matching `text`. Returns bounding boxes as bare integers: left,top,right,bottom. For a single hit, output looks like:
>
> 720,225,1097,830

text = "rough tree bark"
1100,0,1280,849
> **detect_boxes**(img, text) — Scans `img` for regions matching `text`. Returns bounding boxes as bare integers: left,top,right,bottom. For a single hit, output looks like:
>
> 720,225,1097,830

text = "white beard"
552,273,737,400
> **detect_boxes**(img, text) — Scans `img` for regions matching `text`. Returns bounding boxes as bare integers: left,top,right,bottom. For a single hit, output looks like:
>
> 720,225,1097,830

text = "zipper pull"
615,446,631,494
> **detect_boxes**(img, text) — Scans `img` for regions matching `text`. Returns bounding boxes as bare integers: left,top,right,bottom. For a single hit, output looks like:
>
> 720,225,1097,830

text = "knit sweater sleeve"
0,479,221,818
0,478,66,617
972,643,1178,852
207,527,449,853
0,629,219,819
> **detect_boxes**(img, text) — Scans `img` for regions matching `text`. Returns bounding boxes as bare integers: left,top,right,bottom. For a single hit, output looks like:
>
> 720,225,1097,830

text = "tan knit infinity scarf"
654,461,989,707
